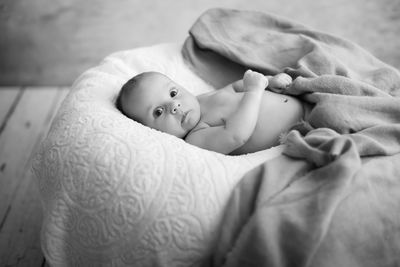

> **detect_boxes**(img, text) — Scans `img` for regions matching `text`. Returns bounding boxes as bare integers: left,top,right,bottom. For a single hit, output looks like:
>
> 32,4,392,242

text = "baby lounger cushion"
33,43,283,266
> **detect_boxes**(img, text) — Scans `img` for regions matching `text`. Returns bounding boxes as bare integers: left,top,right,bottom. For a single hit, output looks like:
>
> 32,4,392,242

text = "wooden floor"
0,87,69,267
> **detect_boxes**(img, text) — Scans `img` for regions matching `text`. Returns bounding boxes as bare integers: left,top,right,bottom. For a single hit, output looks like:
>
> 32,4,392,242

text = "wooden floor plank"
0,88,59,222
0,169,44,267
0,87,23,135
0,87,70,267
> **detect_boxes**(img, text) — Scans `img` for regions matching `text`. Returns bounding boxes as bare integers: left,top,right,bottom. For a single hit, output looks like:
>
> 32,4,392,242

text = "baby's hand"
268,73,292,93
243,70,268,92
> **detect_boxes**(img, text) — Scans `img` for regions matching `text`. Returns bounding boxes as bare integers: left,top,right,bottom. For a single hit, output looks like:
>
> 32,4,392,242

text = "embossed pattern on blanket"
32,43,283,267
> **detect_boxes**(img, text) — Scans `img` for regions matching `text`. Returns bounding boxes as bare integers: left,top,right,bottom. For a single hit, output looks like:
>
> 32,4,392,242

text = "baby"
116,70,307,155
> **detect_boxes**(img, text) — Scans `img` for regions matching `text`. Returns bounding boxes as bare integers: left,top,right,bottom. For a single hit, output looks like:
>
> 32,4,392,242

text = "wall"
1,0,400,86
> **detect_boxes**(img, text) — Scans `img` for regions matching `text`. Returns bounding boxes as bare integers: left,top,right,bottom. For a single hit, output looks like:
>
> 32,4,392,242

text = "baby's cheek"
160,119,181,137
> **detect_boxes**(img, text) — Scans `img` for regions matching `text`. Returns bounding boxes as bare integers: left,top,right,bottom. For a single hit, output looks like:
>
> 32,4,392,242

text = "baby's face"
124,73,201,138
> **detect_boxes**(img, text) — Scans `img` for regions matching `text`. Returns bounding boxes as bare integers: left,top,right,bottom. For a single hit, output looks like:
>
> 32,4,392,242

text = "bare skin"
120,70,304,155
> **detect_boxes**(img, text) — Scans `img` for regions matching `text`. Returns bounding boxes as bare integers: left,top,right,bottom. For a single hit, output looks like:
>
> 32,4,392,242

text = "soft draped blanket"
182,8,400,267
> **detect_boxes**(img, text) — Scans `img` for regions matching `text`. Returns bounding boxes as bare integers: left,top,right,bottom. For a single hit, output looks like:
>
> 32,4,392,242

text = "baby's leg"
267,73,292,93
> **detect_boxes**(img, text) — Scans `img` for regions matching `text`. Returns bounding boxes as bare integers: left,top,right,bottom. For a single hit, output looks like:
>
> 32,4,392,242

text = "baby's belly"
232,92,304,155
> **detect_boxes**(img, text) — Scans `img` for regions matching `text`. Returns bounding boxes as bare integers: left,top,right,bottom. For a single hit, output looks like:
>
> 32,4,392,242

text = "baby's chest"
201,90,242,126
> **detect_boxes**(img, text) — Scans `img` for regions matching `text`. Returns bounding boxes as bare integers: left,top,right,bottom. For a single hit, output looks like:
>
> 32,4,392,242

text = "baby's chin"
180,124,196,138
166,128,189,139
171,110,201,138
166,125,191,139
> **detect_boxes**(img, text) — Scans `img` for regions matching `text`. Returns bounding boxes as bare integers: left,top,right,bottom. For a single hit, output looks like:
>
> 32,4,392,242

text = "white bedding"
33,43,283,266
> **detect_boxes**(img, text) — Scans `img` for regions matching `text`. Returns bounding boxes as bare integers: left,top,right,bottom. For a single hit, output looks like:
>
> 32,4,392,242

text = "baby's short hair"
116,72,158,116
116,76,137,115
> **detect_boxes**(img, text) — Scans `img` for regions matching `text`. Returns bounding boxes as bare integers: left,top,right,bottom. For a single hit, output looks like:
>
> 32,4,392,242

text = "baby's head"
116,71,201,138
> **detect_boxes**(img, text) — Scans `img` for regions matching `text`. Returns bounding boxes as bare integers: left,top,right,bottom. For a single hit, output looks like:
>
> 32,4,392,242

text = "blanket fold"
182,8,400,267
183,8,400,96
214,135,400,267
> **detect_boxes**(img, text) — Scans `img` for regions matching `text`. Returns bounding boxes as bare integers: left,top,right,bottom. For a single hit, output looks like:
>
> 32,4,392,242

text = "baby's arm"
231,73,292,93
186,70,267,154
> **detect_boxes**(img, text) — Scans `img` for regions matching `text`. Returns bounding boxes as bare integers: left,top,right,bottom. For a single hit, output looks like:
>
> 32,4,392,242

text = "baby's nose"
170,102,181,114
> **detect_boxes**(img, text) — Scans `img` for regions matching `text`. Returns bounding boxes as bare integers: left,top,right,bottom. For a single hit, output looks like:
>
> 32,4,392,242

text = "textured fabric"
182,8,400,267
214,135,400,267
182,8,400,95
32,43,283,267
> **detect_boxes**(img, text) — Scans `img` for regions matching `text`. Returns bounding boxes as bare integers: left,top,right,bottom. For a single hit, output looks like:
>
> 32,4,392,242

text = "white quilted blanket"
32,43,282,266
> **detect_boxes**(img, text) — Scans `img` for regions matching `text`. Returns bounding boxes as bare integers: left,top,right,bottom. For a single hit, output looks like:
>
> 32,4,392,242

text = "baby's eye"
154,107,163,117
170,88,178,97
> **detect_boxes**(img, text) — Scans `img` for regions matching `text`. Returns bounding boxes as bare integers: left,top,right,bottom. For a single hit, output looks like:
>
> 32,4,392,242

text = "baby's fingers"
243,70,268,91
268,73,292,93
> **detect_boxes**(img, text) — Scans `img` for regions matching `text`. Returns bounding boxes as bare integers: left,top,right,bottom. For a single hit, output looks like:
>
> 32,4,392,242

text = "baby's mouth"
181,111,189,124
